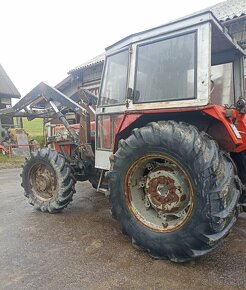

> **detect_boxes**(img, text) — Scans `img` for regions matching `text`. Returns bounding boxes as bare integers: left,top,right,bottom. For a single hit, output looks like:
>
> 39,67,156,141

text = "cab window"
99,50,128,106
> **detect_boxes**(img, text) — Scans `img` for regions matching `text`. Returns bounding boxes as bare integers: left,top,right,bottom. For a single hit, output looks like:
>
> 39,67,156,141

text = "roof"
55,75,72,90
0,64,21,99
68,53,105,74
105,11,244,55
210,0,246,22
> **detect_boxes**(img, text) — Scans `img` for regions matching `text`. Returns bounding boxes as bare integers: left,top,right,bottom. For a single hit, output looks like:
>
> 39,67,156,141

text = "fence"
0,143,40,157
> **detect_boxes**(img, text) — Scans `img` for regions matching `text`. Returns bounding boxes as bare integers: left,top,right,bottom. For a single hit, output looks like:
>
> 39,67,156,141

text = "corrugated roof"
0,64,21,99
68,53,105,74
210,0,246,22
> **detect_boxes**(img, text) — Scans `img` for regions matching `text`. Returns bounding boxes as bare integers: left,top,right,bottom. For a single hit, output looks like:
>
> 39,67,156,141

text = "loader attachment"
0,82,89,144
0,82,87,119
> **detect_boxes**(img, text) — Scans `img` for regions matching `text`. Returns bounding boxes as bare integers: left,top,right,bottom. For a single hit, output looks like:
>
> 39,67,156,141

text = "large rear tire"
21,148,76,213
109,121,240,262
231,151,246,203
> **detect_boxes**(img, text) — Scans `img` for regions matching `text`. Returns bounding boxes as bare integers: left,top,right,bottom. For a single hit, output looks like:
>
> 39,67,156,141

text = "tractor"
1,11,246,262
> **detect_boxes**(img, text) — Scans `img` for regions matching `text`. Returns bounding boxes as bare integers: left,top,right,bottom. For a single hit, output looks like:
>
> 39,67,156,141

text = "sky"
0,0,223,97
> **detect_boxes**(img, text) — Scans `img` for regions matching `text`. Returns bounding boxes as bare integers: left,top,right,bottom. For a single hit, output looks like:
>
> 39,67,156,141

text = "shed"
0,64,21,128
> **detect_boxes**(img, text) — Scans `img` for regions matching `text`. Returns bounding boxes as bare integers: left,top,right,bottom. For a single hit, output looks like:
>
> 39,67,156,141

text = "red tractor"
1,11,246,262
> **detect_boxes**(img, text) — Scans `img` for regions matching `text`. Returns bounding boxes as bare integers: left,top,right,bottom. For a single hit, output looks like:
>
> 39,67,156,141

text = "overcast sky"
1,0,223,97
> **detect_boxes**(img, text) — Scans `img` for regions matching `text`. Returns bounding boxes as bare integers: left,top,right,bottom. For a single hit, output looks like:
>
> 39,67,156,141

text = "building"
43,54,105,136
67,53,104,97
54,53,104,124
211,0,246,50
210,0,246,79
0,64,21,128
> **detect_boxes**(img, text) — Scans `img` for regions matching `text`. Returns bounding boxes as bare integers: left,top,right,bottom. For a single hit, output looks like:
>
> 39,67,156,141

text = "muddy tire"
109,121,240,262
21,148,76,213
231,151,246,203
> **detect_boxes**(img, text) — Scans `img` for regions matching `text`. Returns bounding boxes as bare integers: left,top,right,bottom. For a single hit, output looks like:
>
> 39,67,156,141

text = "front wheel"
21,148,76,213
109,121,240,262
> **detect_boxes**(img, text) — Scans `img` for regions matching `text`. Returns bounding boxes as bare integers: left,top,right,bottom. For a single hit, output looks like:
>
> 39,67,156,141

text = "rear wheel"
109,121,240,262
231,151,246,203
21,148,76,213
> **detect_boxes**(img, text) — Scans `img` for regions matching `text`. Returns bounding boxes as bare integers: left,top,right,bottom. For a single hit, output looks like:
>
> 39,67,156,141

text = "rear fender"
113,105,244,153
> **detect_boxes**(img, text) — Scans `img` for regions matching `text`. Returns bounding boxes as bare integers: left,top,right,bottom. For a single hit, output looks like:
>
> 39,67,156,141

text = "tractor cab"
96,11,245,170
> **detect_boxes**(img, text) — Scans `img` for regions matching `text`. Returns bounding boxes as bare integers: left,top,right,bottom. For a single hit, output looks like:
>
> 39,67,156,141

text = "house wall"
225,18,246,48
48,62,104,134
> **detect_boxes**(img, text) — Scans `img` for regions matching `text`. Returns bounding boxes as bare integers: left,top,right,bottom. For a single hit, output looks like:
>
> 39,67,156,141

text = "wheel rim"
125,154,194,232
28,162,57,201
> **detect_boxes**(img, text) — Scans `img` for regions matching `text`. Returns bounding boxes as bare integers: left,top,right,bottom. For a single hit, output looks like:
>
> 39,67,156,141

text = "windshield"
99,50,128,106
134,32,196,103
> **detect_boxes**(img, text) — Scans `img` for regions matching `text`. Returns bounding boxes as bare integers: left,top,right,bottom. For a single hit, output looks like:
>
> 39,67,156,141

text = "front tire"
109,121,240,262
21,148,76,213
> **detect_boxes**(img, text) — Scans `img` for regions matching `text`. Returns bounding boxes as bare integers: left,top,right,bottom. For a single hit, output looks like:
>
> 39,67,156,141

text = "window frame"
133,30,198,104
96,113,124,151
98,48,130,107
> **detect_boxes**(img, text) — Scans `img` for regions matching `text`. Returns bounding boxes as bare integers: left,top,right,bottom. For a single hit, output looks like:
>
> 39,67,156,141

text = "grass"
22,118,44,136
21,117,45,146
0,118,45,169
0,154,25,169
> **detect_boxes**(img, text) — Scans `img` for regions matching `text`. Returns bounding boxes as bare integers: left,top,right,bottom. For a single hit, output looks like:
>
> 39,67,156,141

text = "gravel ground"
0,168,245,290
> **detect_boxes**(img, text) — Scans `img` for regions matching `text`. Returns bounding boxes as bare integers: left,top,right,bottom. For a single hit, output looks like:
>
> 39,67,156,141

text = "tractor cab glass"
210,25,244,107
210,63,234,106
135,32,196,103
100,50,128,106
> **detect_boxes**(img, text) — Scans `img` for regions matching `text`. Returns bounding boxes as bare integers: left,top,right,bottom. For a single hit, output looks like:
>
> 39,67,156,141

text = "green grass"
22,118,43,136
0,154,25,169
0,118,45,168
19,117,45,146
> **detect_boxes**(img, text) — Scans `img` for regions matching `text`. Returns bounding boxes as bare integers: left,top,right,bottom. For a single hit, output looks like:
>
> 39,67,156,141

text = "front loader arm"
0,82,87,118
0,82,88,144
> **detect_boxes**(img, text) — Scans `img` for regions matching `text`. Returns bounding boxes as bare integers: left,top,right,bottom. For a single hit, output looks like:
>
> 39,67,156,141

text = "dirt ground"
0,168,245,290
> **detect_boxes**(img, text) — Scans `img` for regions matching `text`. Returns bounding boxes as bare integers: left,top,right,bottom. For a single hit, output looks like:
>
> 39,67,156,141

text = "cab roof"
105,11,245,57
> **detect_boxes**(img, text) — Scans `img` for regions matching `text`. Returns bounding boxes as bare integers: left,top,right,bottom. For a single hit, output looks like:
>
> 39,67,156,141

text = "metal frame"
98,47,130,108
0,82,87,145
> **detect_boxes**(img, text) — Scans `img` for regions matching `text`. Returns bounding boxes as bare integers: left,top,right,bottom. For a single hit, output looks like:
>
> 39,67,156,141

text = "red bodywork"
52,105,246,155
53,124,80,156
100,105,246,153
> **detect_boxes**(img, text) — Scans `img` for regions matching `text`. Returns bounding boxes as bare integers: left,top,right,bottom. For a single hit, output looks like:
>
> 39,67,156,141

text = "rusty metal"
125,154,194,233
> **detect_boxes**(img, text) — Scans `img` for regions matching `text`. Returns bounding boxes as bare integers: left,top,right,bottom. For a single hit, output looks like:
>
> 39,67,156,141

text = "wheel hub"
28,163,56,201
36,174,51,192
126,154,194,232
145,168,186,213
